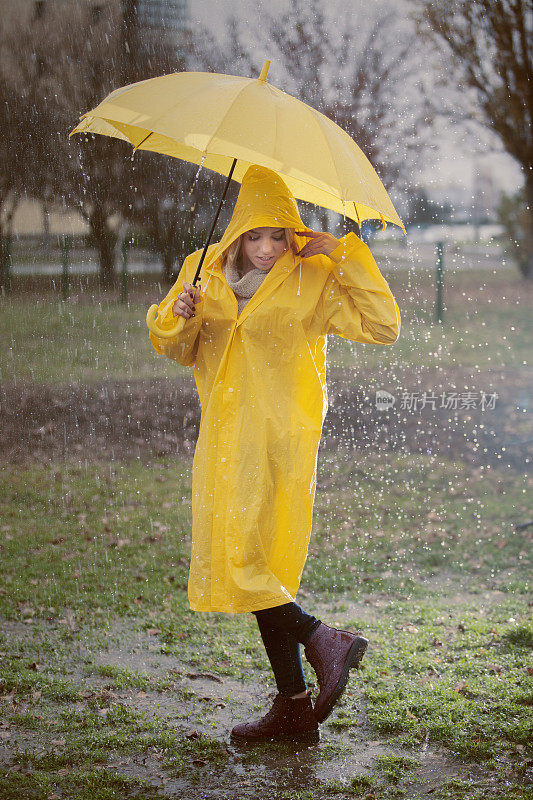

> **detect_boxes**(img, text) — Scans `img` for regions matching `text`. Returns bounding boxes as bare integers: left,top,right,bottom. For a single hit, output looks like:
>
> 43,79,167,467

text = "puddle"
0,615,516,798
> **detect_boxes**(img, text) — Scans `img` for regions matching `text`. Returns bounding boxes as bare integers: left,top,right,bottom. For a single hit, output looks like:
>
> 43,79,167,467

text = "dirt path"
1,366,531,471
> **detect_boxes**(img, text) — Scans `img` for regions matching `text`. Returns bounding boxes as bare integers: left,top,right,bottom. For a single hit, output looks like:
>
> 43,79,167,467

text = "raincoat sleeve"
319,232,401,345
148,254,204,367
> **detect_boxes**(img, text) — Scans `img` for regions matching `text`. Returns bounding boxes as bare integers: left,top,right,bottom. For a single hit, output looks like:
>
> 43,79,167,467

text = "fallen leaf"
186,672,223,683
453,680,468,693
65,612,78,631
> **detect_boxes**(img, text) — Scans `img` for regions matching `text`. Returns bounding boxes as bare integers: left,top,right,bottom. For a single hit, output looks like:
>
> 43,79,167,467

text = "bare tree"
115,15,235,283
5,3,136,289
231,0,432,233
11,2,199,288
409,0,533,278
0,71,24,289
0,22,55,289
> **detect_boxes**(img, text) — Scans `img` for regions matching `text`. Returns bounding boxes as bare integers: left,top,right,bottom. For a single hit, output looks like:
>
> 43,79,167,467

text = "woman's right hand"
172,282,202,319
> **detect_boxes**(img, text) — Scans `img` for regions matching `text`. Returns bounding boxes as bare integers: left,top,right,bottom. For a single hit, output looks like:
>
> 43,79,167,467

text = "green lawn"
1,264,531,799
0,451,531,799
1,267,530,383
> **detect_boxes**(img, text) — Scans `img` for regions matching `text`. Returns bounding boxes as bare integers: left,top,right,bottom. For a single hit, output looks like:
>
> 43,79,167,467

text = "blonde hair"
221,228,296,275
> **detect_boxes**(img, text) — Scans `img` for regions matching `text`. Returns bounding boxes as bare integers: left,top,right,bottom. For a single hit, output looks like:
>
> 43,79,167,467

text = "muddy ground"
0,596,503,800
1,366,531,472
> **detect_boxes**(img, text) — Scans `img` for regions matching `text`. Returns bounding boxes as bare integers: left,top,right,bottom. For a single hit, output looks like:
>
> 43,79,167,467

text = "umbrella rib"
273,90,279,170
130,77,245,153
202,81,265,159
313,112,348,207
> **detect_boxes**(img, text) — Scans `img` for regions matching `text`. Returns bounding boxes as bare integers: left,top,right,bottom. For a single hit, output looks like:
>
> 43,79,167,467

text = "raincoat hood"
204,165,306,275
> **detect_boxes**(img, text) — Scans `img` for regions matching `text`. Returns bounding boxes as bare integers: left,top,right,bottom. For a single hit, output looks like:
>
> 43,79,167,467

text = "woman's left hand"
295,230,340,258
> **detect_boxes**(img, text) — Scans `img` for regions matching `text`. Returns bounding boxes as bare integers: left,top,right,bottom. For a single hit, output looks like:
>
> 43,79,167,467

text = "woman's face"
241,227,287,272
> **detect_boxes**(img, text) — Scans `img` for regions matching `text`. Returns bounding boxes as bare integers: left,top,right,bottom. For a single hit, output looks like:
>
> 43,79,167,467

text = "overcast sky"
186,0,523,197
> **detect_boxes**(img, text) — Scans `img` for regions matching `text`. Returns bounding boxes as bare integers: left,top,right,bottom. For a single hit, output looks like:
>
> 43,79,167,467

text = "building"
2,0,188,34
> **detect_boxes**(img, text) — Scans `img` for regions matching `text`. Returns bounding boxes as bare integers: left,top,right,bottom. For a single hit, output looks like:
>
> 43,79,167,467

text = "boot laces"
254,694,290,728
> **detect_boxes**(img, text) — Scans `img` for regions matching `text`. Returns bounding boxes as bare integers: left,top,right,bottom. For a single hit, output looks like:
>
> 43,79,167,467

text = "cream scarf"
224,261,270,315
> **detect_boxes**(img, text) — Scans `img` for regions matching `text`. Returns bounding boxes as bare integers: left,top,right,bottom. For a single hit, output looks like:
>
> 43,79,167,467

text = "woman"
148,165,401,742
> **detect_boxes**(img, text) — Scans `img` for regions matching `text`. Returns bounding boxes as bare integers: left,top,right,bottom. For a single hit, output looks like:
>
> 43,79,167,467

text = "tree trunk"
89,206,117,289
97,235,117,289
522,170,533,280
162,243,174,284
0,230,8,292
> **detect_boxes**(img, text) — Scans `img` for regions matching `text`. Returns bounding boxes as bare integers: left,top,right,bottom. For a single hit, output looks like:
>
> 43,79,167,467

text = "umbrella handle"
146,304,185,339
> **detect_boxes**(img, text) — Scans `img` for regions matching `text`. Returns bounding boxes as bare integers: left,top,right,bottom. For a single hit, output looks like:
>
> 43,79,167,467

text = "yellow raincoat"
149,165,401,614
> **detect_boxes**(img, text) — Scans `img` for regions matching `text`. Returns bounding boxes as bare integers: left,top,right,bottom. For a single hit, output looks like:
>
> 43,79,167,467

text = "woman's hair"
221,228,296,274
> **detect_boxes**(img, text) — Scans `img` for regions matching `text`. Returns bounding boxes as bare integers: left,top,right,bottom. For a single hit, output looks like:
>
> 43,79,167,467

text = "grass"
1,264,531,798
0,450,531,799
1,266,531,383
1,451,529,621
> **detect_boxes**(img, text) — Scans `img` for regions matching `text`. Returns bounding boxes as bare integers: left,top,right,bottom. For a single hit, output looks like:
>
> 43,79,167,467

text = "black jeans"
252,602,321,697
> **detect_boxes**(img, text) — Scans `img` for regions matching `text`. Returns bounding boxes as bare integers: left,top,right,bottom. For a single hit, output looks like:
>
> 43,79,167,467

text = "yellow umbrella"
70,60,406,336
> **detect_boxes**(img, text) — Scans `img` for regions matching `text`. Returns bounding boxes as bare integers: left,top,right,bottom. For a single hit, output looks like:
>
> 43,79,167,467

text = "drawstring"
202,266,214,294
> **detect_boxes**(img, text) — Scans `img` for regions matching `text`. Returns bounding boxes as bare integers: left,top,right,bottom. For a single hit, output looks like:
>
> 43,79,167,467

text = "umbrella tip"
258,60,271,83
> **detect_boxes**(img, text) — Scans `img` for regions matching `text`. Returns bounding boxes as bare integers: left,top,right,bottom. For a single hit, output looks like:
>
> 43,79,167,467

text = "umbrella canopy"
69,61,406,233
